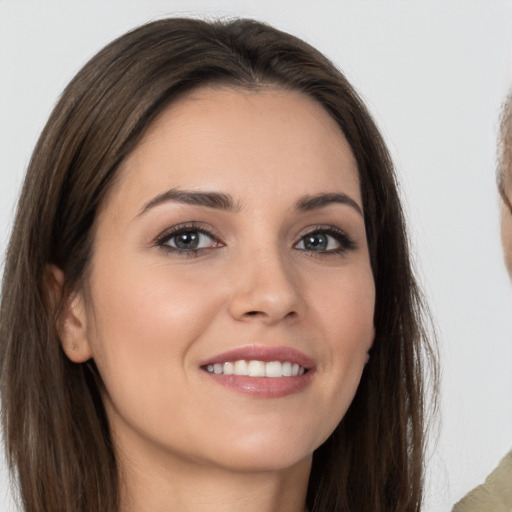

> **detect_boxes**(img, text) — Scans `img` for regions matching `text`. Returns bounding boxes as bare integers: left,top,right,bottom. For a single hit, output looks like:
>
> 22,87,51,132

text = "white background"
1,1,511,511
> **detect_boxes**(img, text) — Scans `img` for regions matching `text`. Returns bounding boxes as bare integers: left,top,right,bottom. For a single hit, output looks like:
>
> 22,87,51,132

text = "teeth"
234,360,248,375
265,361,282,378
247,360,266,377
282,362,292,377
205,360,307,377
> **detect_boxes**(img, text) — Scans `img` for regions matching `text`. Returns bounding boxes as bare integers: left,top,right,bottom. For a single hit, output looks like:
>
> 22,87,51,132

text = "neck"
117,439,311,512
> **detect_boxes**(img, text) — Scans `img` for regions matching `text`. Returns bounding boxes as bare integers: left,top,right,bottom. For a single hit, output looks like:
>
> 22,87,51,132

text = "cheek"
85,257,222,391
317,266,375,354
306,266,375,431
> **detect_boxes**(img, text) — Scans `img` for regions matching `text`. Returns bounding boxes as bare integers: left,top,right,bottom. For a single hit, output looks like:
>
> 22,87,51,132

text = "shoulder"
452,451,512,512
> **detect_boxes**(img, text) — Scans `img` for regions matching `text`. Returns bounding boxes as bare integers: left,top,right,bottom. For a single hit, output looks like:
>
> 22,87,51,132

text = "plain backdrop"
1,1,511,511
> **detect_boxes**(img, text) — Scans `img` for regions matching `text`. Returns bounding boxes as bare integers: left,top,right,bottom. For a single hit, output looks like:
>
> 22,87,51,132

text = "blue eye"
157,226,221,253
295,228,355,253
168,231,211,250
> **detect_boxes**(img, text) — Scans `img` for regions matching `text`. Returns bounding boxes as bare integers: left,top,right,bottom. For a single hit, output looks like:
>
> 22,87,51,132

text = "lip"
199,345,315,399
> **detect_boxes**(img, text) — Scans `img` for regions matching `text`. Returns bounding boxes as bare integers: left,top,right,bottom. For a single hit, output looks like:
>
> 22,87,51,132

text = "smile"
200,346,315,398
205,360,307,377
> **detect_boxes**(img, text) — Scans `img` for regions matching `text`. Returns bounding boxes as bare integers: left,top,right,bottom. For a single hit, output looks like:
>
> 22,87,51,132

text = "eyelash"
294,225,357,256
155,223,223,257
155,223,357,257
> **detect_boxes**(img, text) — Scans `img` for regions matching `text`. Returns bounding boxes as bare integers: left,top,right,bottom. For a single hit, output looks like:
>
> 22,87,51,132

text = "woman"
0,18,436,512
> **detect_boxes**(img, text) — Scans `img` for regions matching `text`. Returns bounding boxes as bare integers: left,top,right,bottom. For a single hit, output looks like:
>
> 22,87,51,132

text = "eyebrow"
137,189,362,218
138,188,238,216
295,193,363,216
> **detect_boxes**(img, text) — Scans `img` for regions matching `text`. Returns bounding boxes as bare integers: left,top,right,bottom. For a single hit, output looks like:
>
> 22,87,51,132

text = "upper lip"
199,345,315,370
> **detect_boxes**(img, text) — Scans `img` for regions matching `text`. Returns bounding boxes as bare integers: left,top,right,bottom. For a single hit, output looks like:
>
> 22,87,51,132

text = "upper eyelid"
155,223,222,245
154,222,355,246
294,225,357,251
294,224,349,240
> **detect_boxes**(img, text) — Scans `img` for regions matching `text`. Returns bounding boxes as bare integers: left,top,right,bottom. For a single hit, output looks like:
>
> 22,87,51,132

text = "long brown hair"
0,18,437,512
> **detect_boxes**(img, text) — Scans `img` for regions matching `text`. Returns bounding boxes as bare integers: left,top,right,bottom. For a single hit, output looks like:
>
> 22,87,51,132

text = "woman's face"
68,87,375,474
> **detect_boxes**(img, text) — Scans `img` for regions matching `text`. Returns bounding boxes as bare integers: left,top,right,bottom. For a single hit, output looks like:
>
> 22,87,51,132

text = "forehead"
109,86,361,212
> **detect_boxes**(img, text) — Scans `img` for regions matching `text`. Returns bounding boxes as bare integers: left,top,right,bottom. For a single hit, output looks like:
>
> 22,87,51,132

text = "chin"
208,445,314,474
196,422,330,474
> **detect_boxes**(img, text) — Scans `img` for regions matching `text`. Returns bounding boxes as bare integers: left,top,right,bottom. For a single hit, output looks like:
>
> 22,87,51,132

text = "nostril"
243,310,297,320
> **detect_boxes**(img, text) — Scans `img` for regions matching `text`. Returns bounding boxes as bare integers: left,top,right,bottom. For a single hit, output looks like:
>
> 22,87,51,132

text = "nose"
228,247,304,325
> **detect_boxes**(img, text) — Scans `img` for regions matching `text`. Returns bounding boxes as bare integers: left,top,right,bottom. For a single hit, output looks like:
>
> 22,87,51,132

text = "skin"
500,192,512,275
57,87,375,512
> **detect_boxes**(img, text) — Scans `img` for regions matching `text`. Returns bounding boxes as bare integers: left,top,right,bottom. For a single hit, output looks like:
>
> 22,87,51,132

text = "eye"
294,227,356,254
156,224,222,254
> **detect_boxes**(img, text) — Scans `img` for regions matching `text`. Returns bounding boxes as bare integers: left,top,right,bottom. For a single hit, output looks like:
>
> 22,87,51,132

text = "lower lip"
202,371,314,398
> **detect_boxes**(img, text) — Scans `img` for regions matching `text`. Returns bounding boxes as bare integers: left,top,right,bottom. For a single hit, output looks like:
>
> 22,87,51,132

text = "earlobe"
45,265,93,363
365,326,376,365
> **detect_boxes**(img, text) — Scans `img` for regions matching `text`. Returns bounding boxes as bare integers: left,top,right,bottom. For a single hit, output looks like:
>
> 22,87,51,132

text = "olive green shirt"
452,451,512,512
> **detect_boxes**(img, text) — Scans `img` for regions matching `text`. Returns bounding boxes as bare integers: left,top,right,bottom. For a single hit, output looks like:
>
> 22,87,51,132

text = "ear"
45,264,93,363
365,326,376,365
